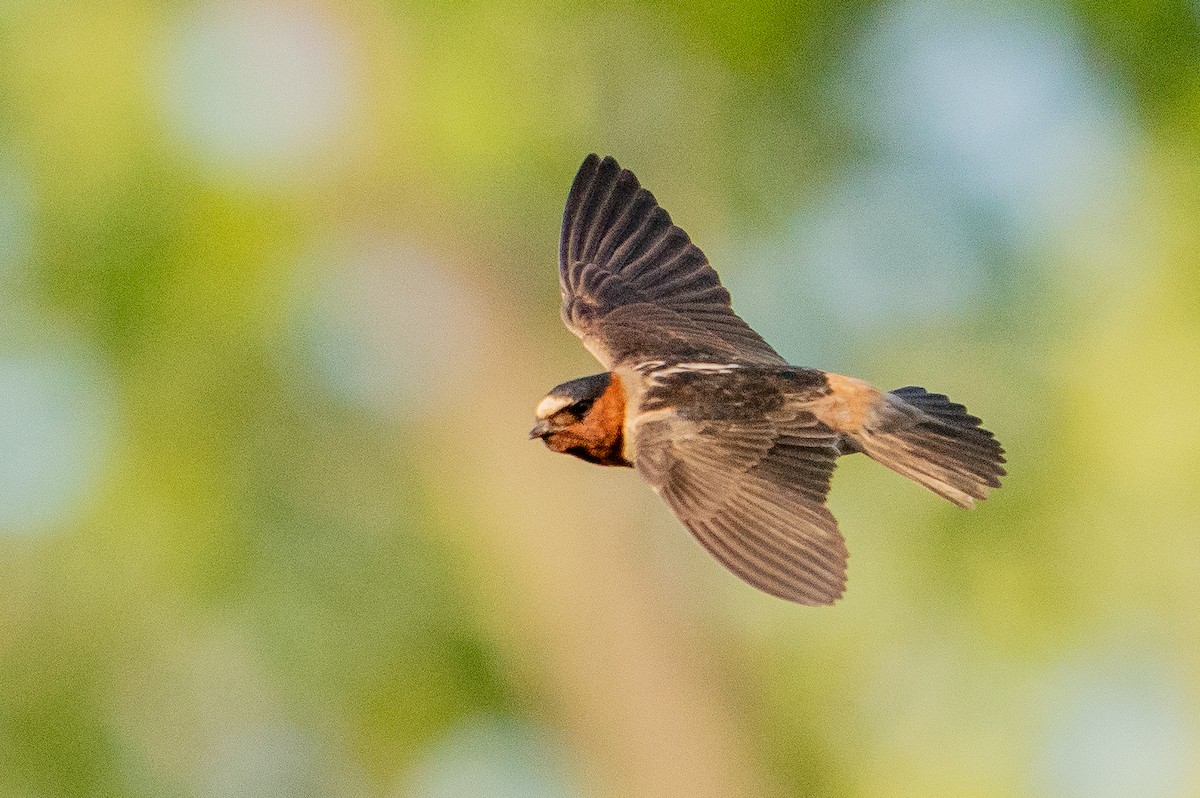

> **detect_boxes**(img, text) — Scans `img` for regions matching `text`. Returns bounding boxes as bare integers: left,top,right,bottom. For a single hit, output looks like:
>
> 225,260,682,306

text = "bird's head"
529,372,630,467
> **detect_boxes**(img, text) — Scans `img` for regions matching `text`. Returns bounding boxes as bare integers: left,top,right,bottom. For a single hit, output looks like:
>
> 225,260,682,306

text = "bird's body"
532,155,1005,604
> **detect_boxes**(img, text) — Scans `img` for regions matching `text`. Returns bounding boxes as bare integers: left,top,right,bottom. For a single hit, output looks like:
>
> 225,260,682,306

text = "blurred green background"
2,1,1199,796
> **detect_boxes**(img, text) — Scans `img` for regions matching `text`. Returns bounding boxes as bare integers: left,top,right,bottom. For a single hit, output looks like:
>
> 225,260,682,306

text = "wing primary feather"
630,252,717,299
686,519,798,599
608,206,674,276
558,153,788,368
594,186,659,271
719,517,843,604
616,216,687,278
561,154,601,278
578,159,629,267
702,516,834,602
731,489,844,576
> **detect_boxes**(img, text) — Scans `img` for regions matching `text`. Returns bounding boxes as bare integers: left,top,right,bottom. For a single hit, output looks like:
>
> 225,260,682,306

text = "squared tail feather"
850,386,1006,508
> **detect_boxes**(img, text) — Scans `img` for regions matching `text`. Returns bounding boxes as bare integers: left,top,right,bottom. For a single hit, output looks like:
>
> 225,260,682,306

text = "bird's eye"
550,399,592,425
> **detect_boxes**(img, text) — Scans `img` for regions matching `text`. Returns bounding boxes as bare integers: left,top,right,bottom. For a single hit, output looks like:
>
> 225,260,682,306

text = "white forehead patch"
535,394,573,419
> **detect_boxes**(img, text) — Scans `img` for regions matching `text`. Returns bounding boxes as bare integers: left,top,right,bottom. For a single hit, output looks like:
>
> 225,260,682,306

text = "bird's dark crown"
535,372,612,420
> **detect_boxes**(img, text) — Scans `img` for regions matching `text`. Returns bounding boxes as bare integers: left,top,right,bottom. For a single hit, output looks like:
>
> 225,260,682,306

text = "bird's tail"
848,386,1006,508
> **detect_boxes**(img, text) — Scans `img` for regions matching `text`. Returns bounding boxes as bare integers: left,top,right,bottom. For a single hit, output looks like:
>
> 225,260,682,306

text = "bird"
530,154,1005,605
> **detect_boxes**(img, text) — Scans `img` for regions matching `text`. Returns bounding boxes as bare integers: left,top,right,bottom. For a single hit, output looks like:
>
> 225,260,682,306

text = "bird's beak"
529,420,551,440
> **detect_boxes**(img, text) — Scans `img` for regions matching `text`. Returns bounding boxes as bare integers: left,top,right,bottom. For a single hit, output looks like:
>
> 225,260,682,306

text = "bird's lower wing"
633,409,847,605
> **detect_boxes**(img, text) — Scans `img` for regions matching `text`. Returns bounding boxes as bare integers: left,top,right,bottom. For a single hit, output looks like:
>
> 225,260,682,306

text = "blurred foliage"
1,1,1199,797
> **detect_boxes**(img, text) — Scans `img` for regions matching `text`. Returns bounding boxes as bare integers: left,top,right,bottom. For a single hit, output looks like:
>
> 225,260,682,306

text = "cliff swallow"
531,155,1005,604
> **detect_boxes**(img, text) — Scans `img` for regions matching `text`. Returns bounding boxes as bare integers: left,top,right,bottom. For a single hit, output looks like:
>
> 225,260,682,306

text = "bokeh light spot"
293,236,484,420
202,725,324,798
854,0,1131,242
160,0,358,179
401,714,580,798
0,353,114,534
1035,662,1196,798
803,162,982,326
729,160,982,361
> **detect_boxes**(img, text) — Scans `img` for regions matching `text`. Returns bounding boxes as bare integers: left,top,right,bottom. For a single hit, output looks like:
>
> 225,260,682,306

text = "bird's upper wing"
559,154,787,369
633,404,847,605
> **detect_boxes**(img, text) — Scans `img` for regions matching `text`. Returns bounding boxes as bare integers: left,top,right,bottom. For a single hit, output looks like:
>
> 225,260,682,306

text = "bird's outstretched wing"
633,405,848,605
559,154,787,369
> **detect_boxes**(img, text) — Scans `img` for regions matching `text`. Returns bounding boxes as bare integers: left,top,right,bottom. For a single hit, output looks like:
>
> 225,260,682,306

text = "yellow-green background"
2,1,1199,796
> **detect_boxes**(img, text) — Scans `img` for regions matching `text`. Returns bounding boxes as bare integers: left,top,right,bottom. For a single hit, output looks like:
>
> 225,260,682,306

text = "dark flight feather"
635,404,847,605
559,155,786,368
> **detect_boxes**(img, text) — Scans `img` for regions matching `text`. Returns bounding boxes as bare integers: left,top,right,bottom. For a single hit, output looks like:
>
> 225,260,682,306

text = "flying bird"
530,155,1005,605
